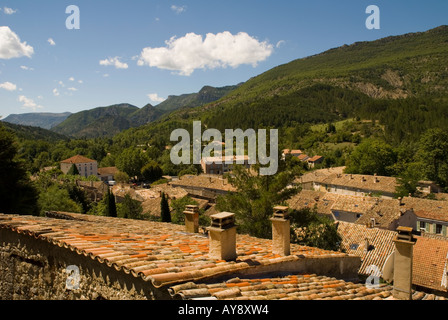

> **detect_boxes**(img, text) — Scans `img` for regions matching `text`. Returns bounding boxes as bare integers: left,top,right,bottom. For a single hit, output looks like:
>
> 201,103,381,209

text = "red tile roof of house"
307,156,323,162
337,221,448,293
169,273,446,300
61,155,97,164
337,221,397,276
0,212,351,290
169,274,394,300
413,236,448,292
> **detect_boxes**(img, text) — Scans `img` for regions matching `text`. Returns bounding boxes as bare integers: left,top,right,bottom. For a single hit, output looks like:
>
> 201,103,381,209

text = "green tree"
118,193,143,219
160,192,171,222
395,162,424,197
115,147,149,179
416,128,448,189
38,184,83,215
0,125,39,216
289,207,341,251
345,138,396,176
216,165,300,239
170,196,198,225
115,171,130,185
141,161,163,183
66,164,80,176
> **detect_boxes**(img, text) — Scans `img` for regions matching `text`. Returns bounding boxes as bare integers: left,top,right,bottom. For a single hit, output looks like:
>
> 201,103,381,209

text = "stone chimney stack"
270,206,290,256
184,205,199,233
392,226,417,300
208,212,237,261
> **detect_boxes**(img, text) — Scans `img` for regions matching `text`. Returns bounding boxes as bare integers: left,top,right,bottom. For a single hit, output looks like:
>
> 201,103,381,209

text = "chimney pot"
184,205,199,233
271,206,290,256
207,212,237,261
392,226,417,300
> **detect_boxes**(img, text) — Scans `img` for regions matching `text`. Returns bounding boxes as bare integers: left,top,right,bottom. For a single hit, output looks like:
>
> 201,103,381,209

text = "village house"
97,167,119,183
1,209,445,301
169,175,236,202
337,221,448,295
200,155,250,175
306,155,324,168
297,167,398,199
287,190,400,225
60,155,98,178
281,149,303,160
75,180,109,202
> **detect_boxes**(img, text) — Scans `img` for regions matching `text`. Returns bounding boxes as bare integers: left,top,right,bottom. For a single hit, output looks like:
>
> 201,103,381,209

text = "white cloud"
103,73,109,78
48,38,56,46
20,65,34,71
67,87,78,92
53,88,60,96
137,31,274,76
0,81,16,91
78,80,83,84
171,5,186,14
147,93,166,103
69,77,75,81
99,57,128,69
3,7,17,15
58,81,65,87
18,95,43,111
0,26,34,59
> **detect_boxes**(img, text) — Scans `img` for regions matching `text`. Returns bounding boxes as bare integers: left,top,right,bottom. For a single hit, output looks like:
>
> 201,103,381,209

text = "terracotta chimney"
184,205,199,233
392,226,417,300
270,206,290,256
208,212,237,261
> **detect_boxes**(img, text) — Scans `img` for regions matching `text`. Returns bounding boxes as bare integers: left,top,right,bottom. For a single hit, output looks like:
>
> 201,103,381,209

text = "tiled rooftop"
169,273,446,300
401,197,448,223
169,274,394,300
297,168,397,195
337,221,397,276
0,212,349,289
413,236,448,292
60,155,97,164
288,190,401,228
169,175,236,192
337,221,448,293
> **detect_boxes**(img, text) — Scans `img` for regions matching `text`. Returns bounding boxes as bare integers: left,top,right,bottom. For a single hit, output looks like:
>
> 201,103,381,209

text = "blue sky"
1,0,448,118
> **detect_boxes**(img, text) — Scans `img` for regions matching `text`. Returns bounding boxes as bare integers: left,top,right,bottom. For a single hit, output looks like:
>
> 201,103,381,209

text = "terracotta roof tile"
60,155,97,164
337,221,448,293
169,274,396,300
337,221,397,275
413,236,448,292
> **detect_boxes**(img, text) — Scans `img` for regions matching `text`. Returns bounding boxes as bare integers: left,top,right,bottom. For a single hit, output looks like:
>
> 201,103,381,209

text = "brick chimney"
184,205,199,233
207,212,237,261
392,226,417,300
270,206,290,256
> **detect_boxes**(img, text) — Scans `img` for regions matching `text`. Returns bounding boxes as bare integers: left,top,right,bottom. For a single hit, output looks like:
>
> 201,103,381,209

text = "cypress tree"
105,188,117,217
160,192,171,222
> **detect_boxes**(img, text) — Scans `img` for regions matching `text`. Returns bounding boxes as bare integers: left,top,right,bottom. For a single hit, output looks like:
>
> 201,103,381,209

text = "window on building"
436,224,443,234
419,221,426,231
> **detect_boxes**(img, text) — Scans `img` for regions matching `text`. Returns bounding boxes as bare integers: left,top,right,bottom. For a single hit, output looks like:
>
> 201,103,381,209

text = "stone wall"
0,228,168,300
